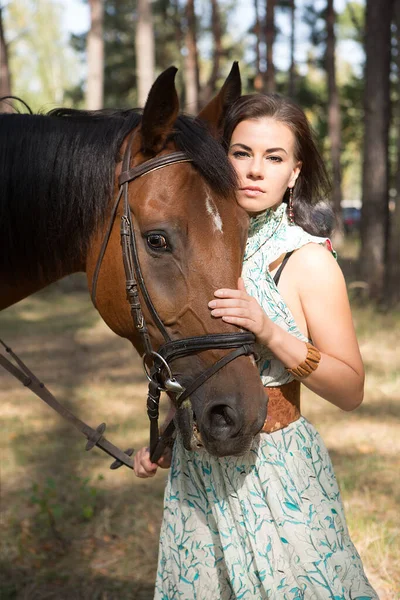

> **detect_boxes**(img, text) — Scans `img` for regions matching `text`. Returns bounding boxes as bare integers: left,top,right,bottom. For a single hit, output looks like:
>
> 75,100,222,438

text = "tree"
264,0,276,93
184,0,200,113
135,0,155,107
253,0,263,92
0,5,12,112
4,0,79,111
201,0,222,105
87,0,104,110
288,0,296,97
326,0,343,239
385,0,400,306
361,0,394,298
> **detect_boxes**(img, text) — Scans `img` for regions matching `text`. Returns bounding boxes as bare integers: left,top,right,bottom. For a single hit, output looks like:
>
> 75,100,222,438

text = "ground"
0,266,399,599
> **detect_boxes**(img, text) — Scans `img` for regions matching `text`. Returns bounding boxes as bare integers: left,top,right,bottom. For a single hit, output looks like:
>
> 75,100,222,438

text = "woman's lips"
240,187,265,197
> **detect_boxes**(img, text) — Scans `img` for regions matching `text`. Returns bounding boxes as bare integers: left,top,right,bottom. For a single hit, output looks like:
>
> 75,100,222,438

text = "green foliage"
69,0,242,109
4,0,80,111
337,1,365,45
30,474,105,540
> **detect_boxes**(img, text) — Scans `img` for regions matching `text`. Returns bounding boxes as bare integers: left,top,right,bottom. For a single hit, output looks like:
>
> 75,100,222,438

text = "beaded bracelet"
287,342,321,379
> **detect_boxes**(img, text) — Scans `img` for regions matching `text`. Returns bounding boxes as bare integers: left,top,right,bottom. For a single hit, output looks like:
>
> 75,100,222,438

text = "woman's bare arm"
209,244,364,411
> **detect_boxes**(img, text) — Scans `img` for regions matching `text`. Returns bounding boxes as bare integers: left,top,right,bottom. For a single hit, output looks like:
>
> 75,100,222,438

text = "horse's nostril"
208,404,238,434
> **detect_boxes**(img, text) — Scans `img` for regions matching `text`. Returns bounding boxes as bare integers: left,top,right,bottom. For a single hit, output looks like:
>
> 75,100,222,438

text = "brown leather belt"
262,379,301,433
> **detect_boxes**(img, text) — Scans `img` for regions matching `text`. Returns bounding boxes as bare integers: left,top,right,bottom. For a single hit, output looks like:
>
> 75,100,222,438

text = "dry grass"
1,275,399,599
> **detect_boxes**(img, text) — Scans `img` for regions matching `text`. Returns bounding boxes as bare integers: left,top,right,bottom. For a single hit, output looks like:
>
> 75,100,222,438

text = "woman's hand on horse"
208,277,275,345
133,446,172,478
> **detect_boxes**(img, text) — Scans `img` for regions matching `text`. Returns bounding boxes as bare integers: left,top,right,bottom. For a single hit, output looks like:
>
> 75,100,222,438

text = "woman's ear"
289,161,302,188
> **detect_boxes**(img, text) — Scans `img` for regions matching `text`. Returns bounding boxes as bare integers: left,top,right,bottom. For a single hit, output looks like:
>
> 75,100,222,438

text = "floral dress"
154,203,378,600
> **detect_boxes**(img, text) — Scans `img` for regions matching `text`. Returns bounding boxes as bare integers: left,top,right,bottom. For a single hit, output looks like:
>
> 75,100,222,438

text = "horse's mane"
0,107,236,281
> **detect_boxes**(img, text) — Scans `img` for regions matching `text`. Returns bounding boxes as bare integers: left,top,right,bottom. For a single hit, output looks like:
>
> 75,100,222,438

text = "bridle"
91,135,256,463
0,134,256,471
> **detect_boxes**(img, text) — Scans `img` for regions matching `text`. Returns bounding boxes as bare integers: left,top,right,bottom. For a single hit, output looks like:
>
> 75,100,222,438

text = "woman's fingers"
213,288,247,299
221,315,254,328
133,446,173,477
133,447,158,478
209,298,248,308
211,307,253,318
157,447,172,469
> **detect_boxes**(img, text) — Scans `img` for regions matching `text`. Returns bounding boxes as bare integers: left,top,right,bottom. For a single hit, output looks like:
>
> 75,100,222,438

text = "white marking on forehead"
205,188,223,233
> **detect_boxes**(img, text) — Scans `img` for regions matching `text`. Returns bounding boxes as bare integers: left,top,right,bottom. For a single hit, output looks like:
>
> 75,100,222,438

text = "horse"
0,65,267,462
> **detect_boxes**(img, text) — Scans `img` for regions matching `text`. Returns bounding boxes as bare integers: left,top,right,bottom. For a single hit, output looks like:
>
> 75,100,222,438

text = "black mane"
0,107,236,282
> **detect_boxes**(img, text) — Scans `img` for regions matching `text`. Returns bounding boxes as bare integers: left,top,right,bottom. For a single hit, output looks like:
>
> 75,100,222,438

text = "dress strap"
273,250,294,286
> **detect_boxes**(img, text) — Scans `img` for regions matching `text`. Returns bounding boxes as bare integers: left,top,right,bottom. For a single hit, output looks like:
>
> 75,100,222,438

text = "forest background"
0,1,399,599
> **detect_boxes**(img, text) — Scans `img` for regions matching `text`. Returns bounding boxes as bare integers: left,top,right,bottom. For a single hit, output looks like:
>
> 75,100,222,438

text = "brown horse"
0,66,266,459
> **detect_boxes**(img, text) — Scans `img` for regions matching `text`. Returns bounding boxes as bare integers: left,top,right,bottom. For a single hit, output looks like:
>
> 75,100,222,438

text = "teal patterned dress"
154,203,378,600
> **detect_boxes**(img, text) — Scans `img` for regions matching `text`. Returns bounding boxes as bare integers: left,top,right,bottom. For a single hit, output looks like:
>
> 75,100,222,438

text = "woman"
134,94,378,599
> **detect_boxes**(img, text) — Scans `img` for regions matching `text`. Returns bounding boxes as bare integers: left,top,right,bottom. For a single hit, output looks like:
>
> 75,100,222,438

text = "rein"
0,138,256,470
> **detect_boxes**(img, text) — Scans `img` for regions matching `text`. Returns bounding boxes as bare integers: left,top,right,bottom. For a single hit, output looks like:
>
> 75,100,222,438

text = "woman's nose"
247,158,264,179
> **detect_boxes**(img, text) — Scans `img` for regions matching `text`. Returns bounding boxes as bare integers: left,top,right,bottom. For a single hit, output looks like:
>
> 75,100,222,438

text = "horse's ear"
140,67,180,154
197,62,241,137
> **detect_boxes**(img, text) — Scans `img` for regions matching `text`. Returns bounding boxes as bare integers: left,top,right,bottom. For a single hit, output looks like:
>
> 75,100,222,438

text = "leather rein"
0,138,256,470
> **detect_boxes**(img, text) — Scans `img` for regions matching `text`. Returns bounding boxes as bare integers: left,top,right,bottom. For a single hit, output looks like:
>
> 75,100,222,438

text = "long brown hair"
221,94,334,236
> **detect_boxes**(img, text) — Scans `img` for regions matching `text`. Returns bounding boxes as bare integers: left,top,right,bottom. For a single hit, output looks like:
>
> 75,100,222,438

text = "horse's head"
86,65,267,457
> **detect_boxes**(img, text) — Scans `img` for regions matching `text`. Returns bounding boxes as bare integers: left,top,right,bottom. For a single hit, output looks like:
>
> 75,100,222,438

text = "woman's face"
228,117,302,215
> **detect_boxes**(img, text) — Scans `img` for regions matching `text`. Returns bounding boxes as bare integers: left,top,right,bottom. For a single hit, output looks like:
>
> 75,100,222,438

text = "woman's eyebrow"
266,147,288,155
230,143,252,151
230,143,288,155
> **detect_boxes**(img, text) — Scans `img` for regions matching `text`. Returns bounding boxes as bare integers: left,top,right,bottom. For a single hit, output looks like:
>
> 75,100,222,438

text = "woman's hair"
221,94,334,236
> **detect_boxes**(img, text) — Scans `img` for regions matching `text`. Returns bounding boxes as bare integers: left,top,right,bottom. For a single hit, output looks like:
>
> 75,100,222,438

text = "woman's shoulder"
291,239,336,265
289,242,346,296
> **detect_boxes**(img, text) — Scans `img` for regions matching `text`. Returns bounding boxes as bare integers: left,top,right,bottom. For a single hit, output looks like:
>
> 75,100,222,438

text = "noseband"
91,136,256,463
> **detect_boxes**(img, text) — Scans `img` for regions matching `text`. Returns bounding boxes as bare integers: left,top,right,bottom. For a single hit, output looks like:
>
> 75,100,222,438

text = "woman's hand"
133,446,172,478
208,277,275,345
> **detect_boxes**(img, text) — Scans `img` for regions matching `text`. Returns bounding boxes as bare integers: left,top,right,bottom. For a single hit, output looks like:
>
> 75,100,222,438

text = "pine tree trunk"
326,0,344,242
86,0,104,110
184,0,200,113
201,0,222,105
360,0,393,299
384,0,400,306
288,0,296,97
135,0,155,107
0,6,13,113
170,0,185,105
264,0,276,93
254,0,263,92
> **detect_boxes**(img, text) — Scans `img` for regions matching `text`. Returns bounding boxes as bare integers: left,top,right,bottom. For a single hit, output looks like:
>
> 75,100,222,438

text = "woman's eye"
146,233,169,250
267,156,282,163
232,151,250,158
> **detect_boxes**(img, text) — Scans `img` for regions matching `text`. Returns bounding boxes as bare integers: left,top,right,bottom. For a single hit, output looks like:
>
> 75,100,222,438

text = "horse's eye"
147,233,169,250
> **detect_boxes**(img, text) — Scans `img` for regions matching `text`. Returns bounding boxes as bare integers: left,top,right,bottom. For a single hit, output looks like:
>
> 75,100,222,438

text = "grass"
1,273,399,599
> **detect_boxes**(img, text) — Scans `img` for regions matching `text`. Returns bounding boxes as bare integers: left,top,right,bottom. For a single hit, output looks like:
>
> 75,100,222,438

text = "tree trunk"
326,0,344,243
254,0,263,92
264,0,276,93
201,0,222,106
360,0,393,299
288,0,296,97
384,0,400,306
135,0,155,107
184,0,200,113
86,0,104,110
0,5,12,112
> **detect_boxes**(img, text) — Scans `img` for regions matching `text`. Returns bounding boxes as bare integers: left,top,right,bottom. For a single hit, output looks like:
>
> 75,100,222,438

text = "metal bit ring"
143,351,173,390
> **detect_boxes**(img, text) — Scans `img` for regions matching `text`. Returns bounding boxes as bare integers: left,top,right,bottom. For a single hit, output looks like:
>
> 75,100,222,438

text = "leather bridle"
0,135,256,471
91,136,256,463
